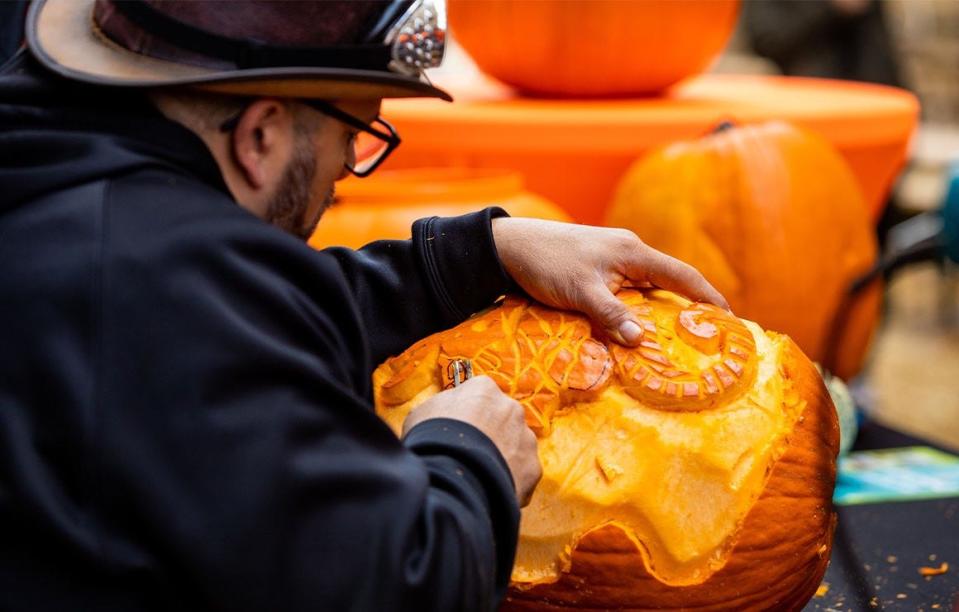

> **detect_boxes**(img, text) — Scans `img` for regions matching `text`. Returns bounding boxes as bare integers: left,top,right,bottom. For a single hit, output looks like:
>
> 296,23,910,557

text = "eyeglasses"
218,99,401,178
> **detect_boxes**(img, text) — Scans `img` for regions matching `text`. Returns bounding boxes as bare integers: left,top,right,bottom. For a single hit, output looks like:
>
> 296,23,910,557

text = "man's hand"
492,218,728,346
402,376,542,506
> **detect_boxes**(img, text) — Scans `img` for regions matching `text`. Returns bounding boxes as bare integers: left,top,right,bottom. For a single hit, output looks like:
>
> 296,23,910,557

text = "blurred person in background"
743,0,903,89
744,0,908,249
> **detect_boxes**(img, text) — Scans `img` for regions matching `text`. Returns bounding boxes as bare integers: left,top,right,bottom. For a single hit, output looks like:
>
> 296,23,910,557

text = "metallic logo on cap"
386,0,447,76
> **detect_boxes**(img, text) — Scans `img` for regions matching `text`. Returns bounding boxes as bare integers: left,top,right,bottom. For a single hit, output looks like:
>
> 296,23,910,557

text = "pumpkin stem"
712,120,737,134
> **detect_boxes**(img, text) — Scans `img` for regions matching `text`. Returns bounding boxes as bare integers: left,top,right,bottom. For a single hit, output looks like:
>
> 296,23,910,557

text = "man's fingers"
627,247,729,310
579,283,644,346
517,427,543,507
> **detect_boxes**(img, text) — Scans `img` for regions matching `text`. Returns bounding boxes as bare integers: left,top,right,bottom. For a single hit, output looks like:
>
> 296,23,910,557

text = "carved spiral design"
611,300,757,410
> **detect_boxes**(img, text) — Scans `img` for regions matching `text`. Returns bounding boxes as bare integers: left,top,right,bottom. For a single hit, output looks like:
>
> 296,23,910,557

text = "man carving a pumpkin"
0,1,725,609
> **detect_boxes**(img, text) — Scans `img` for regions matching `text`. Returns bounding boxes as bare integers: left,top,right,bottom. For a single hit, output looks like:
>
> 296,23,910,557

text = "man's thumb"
581,288,644,346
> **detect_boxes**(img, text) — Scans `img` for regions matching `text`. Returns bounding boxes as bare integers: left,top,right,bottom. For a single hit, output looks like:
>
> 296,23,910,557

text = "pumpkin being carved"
374,289,839,611
604,121,880,380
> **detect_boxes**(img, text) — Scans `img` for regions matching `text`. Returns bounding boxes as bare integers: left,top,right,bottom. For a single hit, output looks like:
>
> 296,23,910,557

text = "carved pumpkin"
309,168,570,249
605,121,880,380
448,0,740,97
374,289,839,611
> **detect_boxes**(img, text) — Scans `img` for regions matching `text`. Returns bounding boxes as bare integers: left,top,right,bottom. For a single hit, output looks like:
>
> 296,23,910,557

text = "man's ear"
228,98,294,191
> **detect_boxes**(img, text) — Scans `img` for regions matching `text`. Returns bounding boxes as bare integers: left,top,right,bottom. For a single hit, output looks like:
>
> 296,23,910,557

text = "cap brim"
26,0,453,102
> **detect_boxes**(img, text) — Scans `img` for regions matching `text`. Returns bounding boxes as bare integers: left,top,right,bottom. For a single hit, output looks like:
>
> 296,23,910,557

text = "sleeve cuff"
412,207,518,322
402,417,516,495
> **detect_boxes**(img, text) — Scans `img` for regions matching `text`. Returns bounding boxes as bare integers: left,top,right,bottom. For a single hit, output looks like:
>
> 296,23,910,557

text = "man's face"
265,99,382,240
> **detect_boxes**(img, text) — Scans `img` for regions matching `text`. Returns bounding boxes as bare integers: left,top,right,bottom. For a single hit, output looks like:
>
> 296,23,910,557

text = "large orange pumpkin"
375,289,839,611
448,0,740,97
309,168,570,249
604,121,880,380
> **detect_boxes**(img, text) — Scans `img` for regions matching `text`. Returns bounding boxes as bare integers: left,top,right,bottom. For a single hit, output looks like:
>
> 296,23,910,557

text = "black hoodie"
0,51,519,611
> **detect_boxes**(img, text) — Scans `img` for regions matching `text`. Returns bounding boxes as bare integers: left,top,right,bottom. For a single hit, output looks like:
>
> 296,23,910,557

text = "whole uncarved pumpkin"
448,0,740,97
374,289,839,611
605,121,880,380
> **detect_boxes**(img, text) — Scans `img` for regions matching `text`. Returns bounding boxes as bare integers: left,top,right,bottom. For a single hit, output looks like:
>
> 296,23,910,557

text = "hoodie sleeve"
323,206,518,366
94,176,521,611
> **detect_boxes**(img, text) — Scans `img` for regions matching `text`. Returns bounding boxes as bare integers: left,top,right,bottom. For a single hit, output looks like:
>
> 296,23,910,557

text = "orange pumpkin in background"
448,0,740,97
605,121,880,380
308,168,570,249
375,289,839,611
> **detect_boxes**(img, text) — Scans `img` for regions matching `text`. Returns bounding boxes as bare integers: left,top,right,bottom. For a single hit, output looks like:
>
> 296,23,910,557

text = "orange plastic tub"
309,168,571,250
381,74,919,225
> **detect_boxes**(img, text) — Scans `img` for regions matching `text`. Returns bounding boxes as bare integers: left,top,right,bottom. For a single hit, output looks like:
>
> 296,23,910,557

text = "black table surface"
803,420,959,612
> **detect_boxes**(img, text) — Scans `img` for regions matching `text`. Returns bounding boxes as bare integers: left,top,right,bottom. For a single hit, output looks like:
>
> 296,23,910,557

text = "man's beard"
264,132,334,241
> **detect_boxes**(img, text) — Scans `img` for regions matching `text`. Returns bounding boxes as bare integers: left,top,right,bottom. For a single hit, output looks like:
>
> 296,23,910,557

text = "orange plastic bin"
309,168,570,250
381,74,919,225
